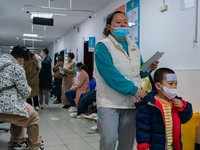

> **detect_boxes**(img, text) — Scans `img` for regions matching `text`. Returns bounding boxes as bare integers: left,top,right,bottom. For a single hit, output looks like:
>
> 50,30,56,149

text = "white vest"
95,35,141,109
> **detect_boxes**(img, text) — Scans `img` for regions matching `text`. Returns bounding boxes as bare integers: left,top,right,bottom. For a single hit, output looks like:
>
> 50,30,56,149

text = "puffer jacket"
135,90,193,150
0,54,31,118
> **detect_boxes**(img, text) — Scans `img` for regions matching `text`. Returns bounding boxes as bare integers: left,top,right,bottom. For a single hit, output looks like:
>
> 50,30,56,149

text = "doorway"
83,41,94,80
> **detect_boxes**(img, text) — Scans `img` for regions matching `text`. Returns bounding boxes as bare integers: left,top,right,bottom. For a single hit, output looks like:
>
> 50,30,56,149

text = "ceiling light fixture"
23,33,38,37
22,38,43,42
22,4,95,18
31,12,53,19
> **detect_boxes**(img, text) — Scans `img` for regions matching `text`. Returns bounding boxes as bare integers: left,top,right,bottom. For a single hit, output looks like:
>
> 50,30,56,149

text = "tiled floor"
0,101,99,150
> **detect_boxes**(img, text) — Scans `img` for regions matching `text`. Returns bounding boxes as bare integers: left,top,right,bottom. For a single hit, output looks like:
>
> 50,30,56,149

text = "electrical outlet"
159,4,168,12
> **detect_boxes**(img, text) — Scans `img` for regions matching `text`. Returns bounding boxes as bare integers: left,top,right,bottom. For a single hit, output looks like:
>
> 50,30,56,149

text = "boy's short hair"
154,68,175,83
11,45,30,61
42,48,49,55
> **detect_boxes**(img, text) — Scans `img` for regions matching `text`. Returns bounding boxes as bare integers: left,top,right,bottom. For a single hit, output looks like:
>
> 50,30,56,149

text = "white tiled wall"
174,69,200,143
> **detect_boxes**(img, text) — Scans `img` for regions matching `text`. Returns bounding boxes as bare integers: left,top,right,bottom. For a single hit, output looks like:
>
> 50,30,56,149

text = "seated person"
0,45,44,150
65,62,90,112
70,89,97,118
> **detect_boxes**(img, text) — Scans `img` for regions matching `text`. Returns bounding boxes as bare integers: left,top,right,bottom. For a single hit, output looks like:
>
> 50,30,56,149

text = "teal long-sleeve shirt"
95,40,150,96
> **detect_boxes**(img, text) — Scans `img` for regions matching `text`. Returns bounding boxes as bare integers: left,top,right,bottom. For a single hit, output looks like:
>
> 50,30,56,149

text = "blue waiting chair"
0,121,9,132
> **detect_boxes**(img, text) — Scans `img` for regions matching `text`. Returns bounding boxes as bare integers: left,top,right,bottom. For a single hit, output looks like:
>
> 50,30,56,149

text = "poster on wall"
64,48,67,62
126,0,140,48
89,37,95,52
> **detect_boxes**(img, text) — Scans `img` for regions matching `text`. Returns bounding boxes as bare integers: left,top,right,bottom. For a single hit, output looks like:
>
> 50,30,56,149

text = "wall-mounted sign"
89,37,95,52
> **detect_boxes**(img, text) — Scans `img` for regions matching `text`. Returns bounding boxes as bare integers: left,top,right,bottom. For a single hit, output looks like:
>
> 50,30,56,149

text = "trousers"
0,106,42,150
98,107,136,150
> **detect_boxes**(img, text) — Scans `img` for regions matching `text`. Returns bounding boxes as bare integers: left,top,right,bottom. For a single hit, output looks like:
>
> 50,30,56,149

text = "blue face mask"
74,67,79,72
40,52,43,58
111,26,130,39
56,57,58,61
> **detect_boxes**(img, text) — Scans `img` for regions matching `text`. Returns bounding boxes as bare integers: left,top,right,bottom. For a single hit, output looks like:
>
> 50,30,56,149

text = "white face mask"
160,84,177,99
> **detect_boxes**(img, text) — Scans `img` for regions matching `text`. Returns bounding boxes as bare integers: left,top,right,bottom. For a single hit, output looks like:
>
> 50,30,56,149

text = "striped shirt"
155,96,174,150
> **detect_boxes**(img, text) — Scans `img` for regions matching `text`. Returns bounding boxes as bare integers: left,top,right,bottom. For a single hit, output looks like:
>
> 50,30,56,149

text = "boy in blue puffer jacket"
135,68,192,150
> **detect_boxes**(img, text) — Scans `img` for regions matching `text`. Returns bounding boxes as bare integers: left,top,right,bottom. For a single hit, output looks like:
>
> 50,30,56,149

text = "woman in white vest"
95,11,158,150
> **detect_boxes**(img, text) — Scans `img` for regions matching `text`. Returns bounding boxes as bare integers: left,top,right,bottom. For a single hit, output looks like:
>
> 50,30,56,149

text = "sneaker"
76,114,86,119
39,105,43,109
62,105,71,109
13,141,29,150
53,100,61,104
52,96,57,101
70,113,77,118
37,145,44,150
90,125,99,131
85,113,98,121
35,106,39,111
43,104,49,110
68,107,77,112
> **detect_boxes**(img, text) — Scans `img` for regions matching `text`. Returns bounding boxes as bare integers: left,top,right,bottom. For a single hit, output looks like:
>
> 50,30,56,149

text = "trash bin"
181,111,199,150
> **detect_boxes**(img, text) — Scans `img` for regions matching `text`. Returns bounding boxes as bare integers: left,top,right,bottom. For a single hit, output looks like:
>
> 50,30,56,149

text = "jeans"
77,89,96,115
65,90,76,107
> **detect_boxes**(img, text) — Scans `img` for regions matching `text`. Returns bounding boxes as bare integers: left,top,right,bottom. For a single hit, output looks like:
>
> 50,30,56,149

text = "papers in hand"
140,51,164,72
59,67,65,74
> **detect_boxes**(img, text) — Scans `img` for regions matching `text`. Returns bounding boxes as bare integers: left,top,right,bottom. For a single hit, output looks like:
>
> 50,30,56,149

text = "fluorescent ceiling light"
23,33,38,37
22,38,43,42
31,12,53,19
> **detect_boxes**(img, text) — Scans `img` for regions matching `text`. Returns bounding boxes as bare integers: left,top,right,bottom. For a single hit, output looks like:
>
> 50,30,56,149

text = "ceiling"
0,0,114,52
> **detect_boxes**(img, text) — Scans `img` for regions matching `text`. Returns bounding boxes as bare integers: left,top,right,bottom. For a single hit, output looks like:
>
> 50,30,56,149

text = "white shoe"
85,113,98,121
76,114,86,119
90,125,98,131
70,113,77,118
68,107,77,112
35,106,39,111
43,104,49,110
52,96,57,101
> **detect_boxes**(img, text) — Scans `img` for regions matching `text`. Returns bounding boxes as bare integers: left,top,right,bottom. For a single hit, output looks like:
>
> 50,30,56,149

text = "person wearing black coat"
39,48,52,109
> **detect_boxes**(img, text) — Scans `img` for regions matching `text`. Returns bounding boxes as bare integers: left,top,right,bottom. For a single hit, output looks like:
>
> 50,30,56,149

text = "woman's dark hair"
103,11,126,36
30,52,35,58
42,48,49,55
154,68,175,83
76,62,87,71
57,54,63,61
67,52,74,59
11,45,30,61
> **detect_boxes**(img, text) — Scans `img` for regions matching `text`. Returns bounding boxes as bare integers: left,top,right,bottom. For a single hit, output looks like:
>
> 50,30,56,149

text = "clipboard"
140,51,164,72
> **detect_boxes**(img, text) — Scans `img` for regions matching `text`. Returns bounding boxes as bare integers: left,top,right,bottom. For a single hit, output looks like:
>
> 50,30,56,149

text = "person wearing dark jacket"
39,48,52,109
52,54,64,104
135,68,193,150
